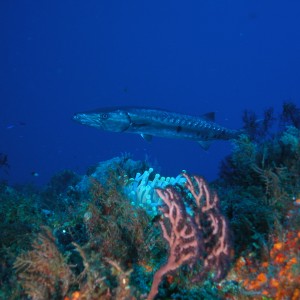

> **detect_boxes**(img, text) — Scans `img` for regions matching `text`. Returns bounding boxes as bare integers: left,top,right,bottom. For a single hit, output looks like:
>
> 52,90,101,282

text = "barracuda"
73,107,241,149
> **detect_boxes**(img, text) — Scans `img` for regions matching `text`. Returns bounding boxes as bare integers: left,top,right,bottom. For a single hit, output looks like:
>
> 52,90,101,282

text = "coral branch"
147,186,202,300
184,174,232,281
147,174,232,299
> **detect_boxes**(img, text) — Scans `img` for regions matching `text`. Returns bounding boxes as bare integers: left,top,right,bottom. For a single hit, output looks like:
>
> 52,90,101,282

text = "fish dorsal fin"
141,134,153,142
198,140,212,150
201,112,215,121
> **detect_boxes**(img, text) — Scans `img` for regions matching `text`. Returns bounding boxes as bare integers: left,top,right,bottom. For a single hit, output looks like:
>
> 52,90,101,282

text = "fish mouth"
73,113,83,124
73,113,94,126
73,113,79,121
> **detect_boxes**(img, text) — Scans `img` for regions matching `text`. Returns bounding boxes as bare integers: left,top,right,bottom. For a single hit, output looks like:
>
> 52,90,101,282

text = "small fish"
31,172,39,177
73,107,243,150
6,121,26,129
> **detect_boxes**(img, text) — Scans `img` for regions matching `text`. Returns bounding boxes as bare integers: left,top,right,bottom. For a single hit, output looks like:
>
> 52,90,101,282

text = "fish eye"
101,113,108,119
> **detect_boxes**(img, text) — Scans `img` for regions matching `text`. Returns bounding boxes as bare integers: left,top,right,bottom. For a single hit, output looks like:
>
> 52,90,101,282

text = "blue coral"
123,168,186,217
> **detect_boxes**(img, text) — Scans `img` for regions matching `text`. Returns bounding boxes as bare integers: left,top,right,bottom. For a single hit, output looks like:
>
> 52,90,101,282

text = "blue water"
1,1,300,185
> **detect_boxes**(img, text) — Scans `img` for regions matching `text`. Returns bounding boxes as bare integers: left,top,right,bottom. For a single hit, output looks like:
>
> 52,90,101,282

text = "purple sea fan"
147,185,203,300
183,173,232,282
147,173,232,300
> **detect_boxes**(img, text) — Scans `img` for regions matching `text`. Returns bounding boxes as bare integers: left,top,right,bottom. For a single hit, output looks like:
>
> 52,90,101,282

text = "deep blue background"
1,1,300,185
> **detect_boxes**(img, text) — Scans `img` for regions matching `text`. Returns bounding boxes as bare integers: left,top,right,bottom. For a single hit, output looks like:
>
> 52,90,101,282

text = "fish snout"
72,113,92,126
73,113,79,121
73,113,84,122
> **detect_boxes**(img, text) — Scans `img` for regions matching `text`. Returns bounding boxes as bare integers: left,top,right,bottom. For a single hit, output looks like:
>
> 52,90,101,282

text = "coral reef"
6,169,232,300
223,203,300,299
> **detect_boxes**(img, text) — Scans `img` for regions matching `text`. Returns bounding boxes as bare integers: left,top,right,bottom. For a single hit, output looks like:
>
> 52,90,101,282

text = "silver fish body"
73,107,241,149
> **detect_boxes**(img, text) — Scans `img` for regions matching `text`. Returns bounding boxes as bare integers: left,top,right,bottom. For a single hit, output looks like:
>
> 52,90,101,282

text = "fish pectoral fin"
198,140,212,150
201,112,215,121
141,134,153,142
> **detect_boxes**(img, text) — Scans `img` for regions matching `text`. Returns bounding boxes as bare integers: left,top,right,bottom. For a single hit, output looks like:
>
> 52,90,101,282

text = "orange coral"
256,273,267,284
71,291,81,300
224,203,300,299
273,242,284,250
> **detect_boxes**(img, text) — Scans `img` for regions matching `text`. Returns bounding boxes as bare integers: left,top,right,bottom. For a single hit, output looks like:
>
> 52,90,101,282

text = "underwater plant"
242,101,300,143
242,107,275,142
14,227,74,300
217,102,300,258
280,101,300,129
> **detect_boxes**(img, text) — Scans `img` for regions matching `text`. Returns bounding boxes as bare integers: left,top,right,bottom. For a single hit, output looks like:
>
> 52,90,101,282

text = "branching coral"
147,173,232,300
184,174,232,282
147,185,202,300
